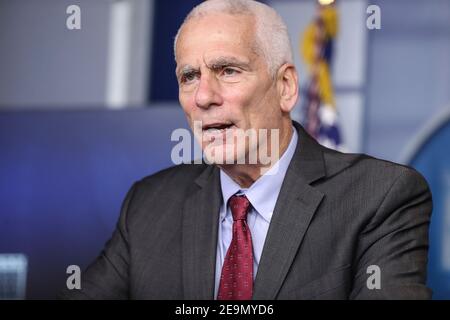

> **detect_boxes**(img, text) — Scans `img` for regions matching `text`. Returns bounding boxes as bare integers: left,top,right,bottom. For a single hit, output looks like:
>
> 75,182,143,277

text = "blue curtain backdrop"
149,0,202,102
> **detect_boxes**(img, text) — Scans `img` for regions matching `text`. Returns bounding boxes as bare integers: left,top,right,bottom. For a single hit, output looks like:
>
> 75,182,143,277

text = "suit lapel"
182,165,221,299
253,123,326,299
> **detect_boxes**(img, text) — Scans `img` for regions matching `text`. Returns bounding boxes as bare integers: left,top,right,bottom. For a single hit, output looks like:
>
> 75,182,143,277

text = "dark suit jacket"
61,121,433,299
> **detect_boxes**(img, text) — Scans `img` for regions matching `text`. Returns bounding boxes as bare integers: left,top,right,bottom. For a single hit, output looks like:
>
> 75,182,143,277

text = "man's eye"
222,68,238,76
181,72,198,83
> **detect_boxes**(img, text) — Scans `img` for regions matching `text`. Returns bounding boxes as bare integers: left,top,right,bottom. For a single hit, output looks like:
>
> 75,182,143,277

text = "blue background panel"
0,108,188,299
411,119,450,299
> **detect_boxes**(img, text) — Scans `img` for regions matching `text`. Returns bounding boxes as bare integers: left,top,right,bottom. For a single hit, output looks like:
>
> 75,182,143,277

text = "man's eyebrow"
176,57,251,77
207,57,251,69
176,65,198,77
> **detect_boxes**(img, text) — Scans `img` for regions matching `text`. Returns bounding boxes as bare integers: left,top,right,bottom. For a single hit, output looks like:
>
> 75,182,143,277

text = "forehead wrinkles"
176,13,261,61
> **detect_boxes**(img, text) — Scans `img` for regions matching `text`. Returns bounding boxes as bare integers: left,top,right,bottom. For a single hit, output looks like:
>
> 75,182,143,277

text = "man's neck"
218,124,294,188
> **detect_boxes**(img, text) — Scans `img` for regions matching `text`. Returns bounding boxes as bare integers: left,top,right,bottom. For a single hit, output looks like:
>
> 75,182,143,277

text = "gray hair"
173,0,294,76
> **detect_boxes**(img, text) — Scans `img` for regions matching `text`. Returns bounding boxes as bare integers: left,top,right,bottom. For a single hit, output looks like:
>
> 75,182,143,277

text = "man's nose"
194,74,223,109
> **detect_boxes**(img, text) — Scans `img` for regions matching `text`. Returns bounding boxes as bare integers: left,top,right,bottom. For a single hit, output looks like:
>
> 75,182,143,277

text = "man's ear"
276,63,299,113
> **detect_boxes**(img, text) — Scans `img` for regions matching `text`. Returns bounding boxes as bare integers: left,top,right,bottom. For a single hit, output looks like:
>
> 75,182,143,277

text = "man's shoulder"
321,146,429,189
295,122,426,185
120,163,211,218
135,162,210,192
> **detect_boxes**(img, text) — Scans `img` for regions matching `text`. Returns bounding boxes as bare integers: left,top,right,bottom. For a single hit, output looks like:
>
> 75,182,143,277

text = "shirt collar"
219,126,298,222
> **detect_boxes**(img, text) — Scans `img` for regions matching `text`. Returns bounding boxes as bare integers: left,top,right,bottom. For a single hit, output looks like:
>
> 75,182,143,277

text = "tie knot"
229,195,251,221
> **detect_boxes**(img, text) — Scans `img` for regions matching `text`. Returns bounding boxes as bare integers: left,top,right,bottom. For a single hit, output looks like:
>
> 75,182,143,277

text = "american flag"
301,2,344,151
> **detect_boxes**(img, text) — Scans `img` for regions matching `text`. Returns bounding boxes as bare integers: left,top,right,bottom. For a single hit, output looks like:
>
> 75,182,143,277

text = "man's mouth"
202,122,234,132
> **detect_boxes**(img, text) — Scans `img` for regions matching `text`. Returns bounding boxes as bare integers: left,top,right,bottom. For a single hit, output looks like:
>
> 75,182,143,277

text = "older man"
61,0,432,300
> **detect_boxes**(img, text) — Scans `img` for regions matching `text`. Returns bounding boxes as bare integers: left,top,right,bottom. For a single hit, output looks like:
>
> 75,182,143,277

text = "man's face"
175,13,283,165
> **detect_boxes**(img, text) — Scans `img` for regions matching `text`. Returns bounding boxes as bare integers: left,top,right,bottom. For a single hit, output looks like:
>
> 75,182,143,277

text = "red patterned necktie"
217,194,253,300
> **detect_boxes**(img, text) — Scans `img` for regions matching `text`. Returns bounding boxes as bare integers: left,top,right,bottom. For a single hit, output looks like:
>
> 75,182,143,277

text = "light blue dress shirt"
214,127,298,299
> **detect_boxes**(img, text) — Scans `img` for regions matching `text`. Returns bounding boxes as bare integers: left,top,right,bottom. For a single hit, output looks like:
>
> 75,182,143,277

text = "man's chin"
202,145,246,165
